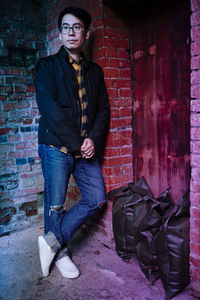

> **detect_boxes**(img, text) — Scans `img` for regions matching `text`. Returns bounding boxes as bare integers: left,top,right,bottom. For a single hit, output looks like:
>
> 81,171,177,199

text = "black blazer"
35,46,110,153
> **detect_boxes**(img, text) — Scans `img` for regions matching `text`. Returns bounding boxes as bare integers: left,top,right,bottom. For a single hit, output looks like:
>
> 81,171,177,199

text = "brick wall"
47,0,133,243
0,0,48,235
190,0,200,296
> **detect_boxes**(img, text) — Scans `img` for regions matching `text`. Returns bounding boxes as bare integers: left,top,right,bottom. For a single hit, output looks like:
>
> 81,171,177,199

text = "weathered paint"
132,0,190,201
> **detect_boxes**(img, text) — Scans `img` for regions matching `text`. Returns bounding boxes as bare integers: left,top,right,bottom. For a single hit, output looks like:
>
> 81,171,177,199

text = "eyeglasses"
60,24,83,34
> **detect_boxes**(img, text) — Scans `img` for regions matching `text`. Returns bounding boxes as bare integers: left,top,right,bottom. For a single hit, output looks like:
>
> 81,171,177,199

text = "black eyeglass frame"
60,24,84,34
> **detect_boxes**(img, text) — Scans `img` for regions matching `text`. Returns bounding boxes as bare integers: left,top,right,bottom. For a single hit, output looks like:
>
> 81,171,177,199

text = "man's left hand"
81,138,95,159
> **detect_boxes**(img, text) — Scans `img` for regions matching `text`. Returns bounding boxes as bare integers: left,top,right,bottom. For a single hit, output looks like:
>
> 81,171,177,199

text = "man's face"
59,14,89,52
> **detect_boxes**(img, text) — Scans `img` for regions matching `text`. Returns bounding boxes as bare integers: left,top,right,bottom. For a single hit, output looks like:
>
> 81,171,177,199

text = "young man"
35,6,110,279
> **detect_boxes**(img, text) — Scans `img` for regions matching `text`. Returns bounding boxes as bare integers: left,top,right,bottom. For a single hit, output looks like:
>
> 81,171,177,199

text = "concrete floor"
0,221,197,300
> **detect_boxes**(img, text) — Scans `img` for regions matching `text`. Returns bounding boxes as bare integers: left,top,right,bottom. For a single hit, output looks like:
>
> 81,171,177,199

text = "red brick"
190,255,200,269
107,130,132,147
191,100,200,112
110,58,130,69
106,78,131,89
191,11,200,26
191,26,200,41
191,141,200,153
107,58,121,68
191,0,200,12
15,101,30,109
93,47,108,60
191,70,200,84
118,30,129,40
14,186,43,197
104,155,133,167
66,191,78,201
104,28,117,39
9,93,27,101
14,85,27,93
191,217,200,230
191,127,200,139
110,118,132,129
92,17,103,28
28,85,35,93
191,154,200,167
190,265,200,281
104,147,121,157
120,89,132,98
122,146,132,156
9,68,24,76
107,88,119,98
7,134,21,142
191,180,200,193
191,112,200,126
16,141,36,150
121,164,133,174
107,38,129,49
119,107,132,117
102,166,121,176
191,85,200,98
21,118,33,125
21,149,38,157
190,191,200,206
0,85,12,93
110,108,119,118
0,95,6,101
120,69,131,78
191,167,200,181
3,103,16,111
191,55,200,69
191,242,200,256
0,128,17,135
117,49,129,59
103,68,119,78
8,151,22,159
96,58,108,68
190,230,200,243
104,173,133,186
191,41,200,55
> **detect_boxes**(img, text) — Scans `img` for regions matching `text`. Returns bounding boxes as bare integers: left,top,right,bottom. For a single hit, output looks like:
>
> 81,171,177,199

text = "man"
35,6,110,279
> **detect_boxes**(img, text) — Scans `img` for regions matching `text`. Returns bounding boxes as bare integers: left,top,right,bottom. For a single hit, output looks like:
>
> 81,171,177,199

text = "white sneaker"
55,256,80,279
38,235,56,277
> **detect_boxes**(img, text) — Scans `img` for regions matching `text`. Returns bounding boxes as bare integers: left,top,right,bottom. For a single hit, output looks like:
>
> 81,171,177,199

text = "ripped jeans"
38,144,106,257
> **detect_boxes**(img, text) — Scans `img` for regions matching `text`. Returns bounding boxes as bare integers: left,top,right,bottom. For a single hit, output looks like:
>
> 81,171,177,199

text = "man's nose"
68,27,75,35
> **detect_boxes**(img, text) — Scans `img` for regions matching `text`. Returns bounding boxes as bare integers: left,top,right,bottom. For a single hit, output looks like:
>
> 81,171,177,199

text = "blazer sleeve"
87,66,110,149
35,59,83,152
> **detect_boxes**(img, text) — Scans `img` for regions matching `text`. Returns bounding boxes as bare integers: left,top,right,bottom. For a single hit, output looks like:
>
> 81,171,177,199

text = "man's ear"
85,30,90,40
59,32,62,41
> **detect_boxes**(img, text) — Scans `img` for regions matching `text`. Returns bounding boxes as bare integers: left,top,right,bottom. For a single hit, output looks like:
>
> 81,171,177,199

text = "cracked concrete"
0,222,197,300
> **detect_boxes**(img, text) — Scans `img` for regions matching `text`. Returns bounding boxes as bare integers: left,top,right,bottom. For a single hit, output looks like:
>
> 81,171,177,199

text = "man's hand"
81,138,95,159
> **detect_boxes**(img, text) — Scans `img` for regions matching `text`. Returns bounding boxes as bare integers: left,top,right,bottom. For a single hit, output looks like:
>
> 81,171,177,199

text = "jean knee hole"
49,205,66,216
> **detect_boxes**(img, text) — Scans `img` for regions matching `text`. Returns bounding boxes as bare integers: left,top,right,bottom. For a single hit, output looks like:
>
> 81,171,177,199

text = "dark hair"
58,6,91,31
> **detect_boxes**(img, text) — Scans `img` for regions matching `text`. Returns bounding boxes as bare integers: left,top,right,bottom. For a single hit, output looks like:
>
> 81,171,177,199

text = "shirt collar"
68,55,83,65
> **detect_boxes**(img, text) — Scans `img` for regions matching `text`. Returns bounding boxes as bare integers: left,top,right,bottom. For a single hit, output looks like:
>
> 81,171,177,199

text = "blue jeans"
38,144,106,248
